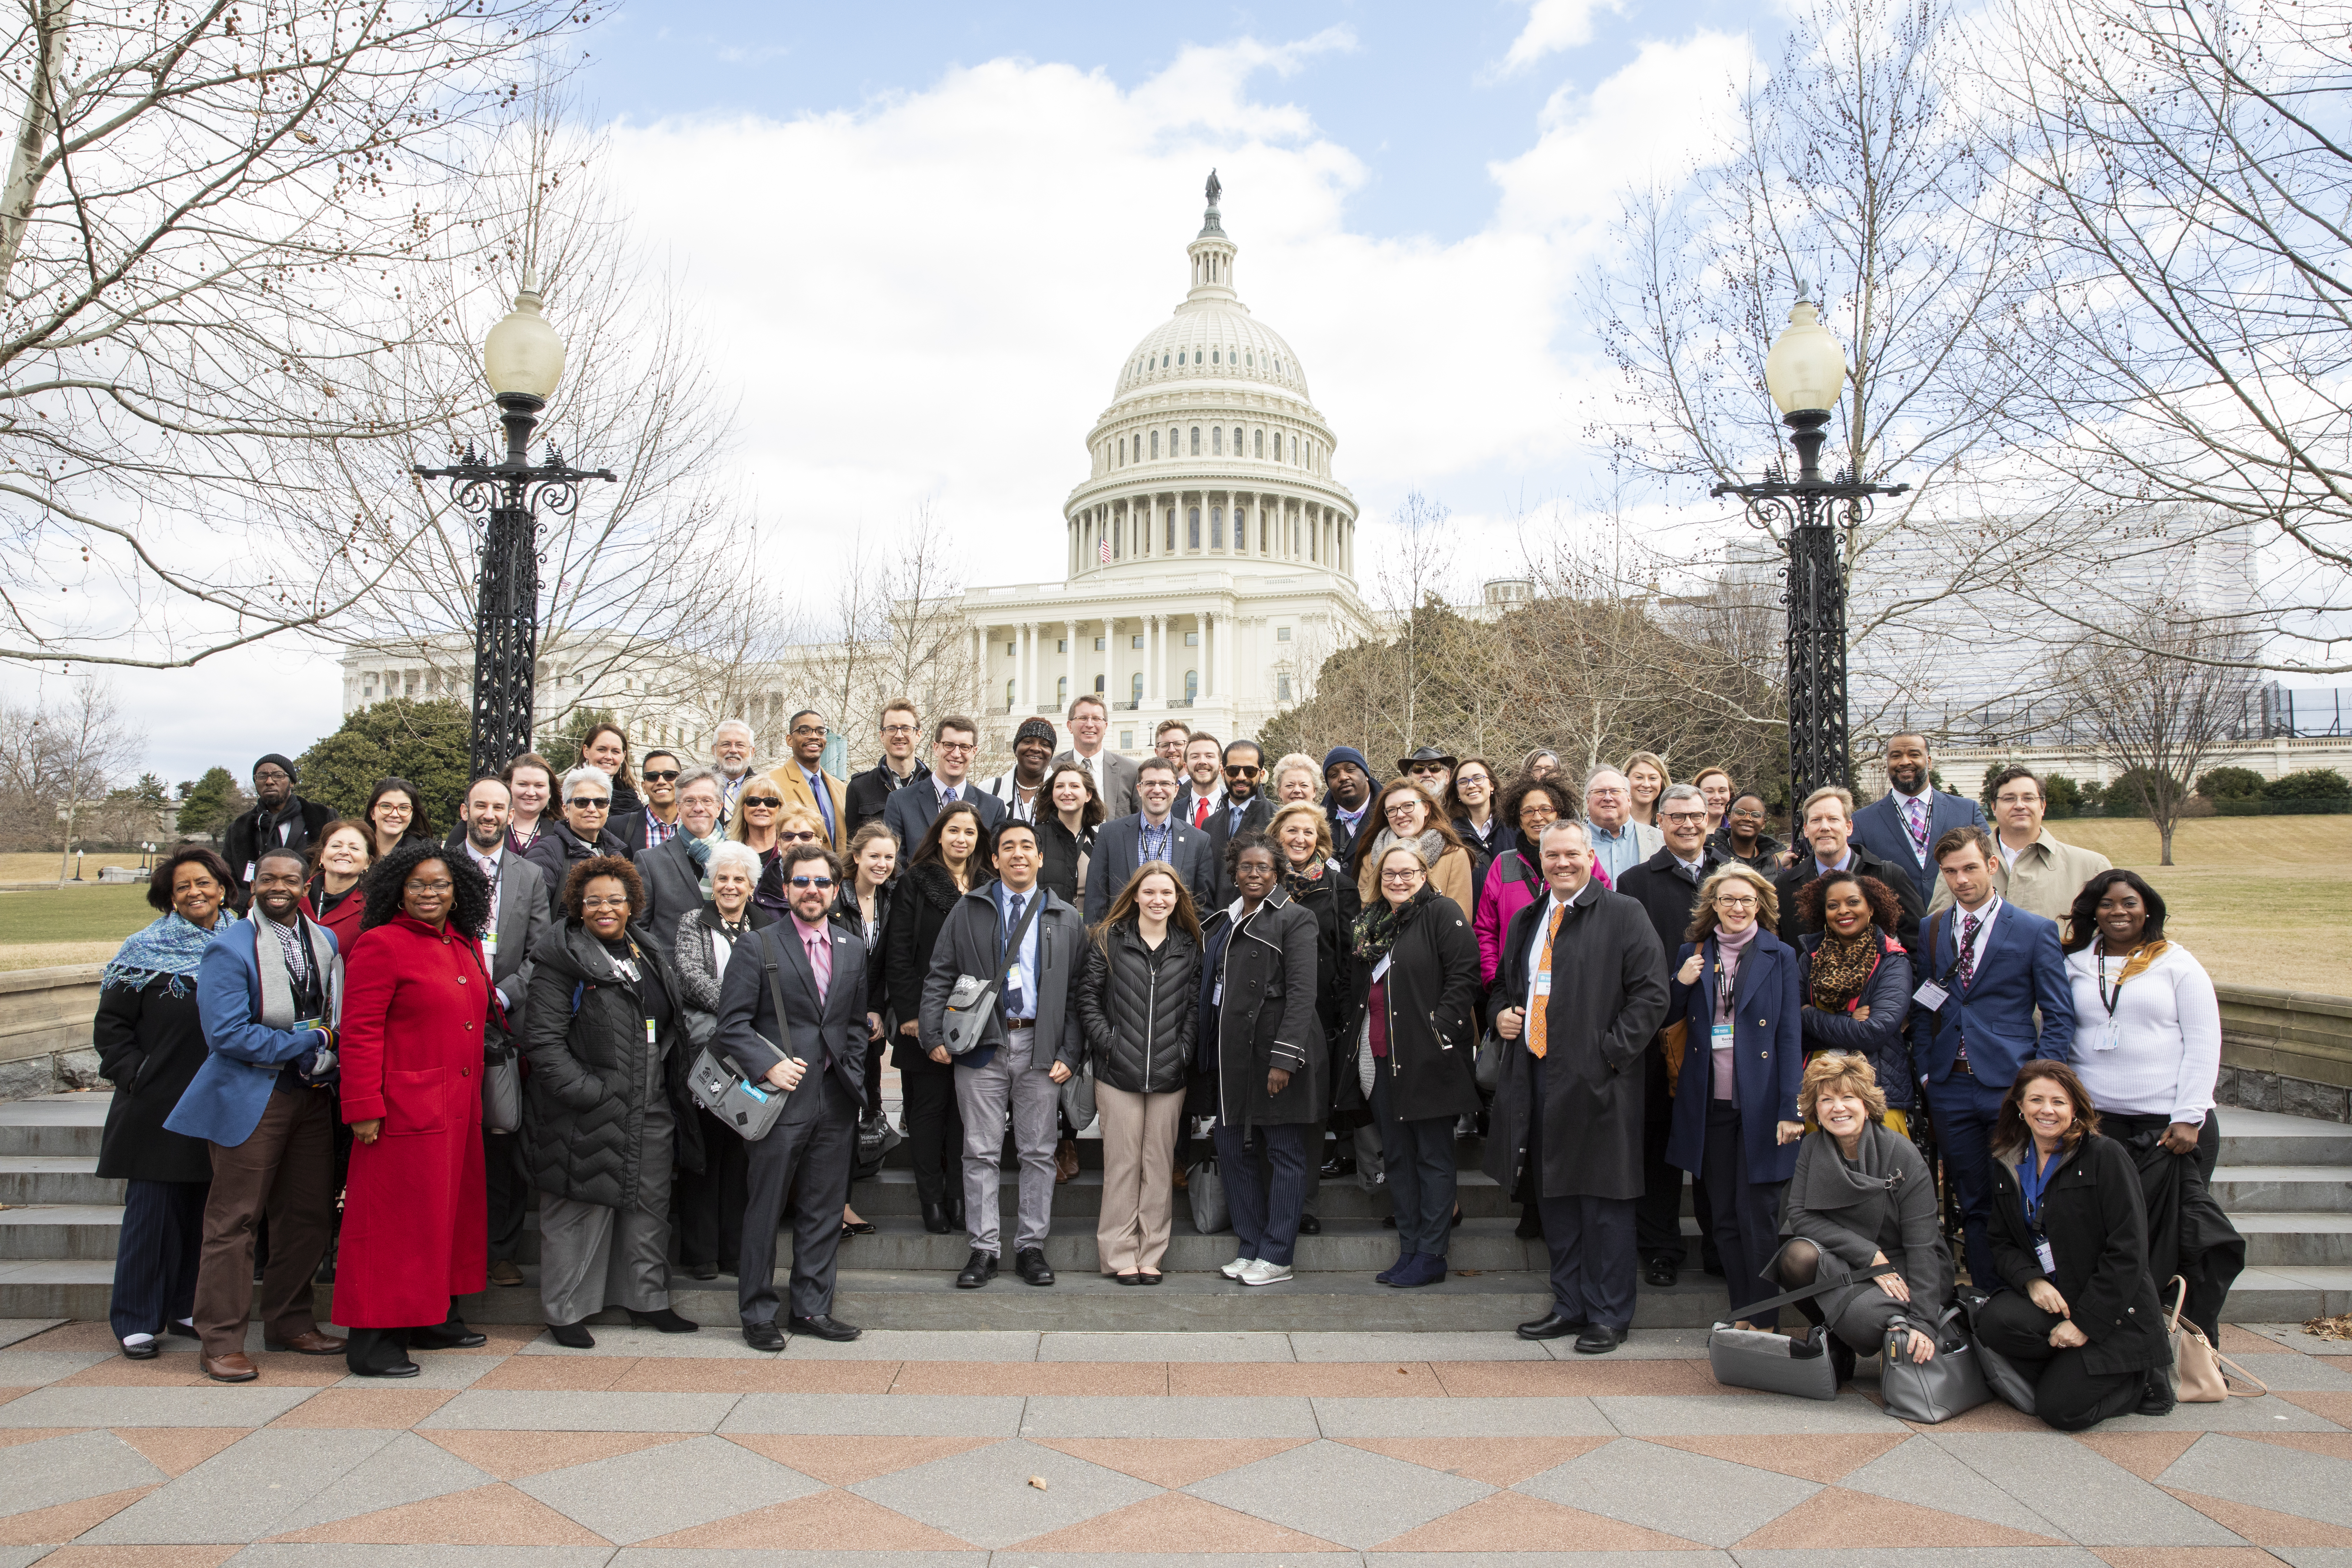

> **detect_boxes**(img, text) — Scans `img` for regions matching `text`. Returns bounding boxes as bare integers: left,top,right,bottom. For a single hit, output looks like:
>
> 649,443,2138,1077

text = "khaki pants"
194,1087,337,1358
1095,1082,1187,1275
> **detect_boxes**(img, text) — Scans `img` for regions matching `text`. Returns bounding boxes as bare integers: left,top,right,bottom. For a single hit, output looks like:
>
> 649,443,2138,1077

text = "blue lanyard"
2018,1146,2058,1230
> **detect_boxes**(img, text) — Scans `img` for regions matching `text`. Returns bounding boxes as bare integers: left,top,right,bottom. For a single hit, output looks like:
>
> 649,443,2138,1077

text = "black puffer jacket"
1077,919,1199,1095
520,919,703,1208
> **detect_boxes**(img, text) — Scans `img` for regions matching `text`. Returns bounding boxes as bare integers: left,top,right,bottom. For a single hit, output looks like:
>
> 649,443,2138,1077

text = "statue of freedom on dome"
1205,169,1221,207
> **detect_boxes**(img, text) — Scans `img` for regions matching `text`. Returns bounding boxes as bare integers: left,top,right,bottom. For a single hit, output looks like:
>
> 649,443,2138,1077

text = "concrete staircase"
5,1093,2346,1331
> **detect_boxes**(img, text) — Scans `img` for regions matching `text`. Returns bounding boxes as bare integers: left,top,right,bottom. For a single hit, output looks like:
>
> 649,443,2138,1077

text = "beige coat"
764,762,850,852
1927,828,2111,923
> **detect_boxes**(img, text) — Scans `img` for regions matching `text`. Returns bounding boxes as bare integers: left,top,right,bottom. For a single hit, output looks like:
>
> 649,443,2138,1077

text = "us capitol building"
340,178,1377,760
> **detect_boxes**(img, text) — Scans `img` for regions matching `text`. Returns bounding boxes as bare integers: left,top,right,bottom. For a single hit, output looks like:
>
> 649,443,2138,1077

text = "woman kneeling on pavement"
1768,1054,1951,1382
1977,1060,2175,1429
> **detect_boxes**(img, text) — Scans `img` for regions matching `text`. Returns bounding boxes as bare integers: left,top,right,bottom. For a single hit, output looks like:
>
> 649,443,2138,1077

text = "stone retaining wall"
0,964,105,1099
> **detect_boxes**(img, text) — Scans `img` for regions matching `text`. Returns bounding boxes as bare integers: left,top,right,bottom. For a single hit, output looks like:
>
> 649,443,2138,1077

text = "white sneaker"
1240,1259,1293,1286
1220,1255,1255,1279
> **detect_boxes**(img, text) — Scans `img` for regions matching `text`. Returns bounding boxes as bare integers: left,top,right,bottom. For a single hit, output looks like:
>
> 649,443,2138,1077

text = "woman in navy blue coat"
1795,869,1915,1128
1666,864,1805,1330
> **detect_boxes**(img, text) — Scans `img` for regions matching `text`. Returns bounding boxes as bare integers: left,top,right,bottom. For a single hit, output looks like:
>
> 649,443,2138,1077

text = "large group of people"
91,706,2231,1430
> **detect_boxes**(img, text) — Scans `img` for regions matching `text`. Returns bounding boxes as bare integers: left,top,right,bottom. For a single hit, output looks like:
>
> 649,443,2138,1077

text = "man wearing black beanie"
220,754,336,909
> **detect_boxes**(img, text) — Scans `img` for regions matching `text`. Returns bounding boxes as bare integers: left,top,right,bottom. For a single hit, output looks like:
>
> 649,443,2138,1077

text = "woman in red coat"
336,841,495,1377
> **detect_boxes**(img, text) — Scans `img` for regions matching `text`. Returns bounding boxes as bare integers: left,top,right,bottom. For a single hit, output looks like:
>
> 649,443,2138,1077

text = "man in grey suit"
1850,732,1987,905
637,768,724,932
716,840,869,1349
1085,756,1216,919
455,776,550,1288
883,715,1005,852
1053,694,1139,817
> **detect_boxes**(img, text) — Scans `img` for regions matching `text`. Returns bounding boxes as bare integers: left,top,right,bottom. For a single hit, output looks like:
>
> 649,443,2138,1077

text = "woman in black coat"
94,848,236,1357
1342,840,1480,1290
1076,863,1201,1283
1269,800,1356,1230
1037,763,1105,908
1198,835,1324,1286
1978,1060,2172,1429
520,856,702,1348
883,800,986,1234
1795,869,1916,1126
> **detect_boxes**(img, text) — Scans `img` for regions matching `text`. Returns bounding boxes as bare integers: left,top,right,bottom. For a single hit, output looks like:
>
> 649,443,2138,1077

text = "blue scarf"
682,826,723,870
102,911,238,997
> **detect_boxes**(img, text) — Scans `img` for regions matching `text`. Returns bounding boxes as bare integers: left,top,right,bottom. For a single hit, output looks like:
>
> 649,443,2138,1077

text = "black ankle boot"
548,1321,596,1349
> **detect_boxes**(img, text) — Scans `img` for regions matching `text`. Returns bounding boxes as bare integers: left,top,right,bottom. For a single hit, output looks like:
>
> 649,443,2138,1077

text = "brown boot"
1055,1138,1080,1184
202,1351,258,1383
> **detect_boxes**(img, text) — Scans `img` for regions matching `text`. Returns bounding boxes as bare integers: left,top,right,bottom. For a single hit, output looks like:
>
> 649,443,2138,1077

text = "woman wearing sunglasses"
523,766,632,919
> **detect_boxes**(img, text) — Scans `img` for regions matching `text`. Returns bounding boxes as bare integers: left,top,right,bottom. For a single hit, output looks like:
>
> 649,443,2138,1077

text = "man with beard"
1204,739,1273,906
455,777,549,1288
1322,746,1374,861
221,755,335,910
1851,732,1987,906
979,718,1058,824
710,720,761,825
847,702,928,835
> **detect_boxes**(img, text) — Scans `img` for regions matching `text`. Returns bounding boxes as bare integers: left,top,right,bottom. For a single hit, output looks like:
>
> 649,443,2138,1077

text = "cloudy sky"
84,0,1786,785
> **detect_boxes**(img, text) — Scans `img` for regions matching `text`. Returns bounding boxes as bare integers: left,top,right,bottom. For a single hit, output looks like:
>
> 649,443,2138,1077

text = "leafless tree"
1370,490,1460,753
0,0,597,672
1979,0,2351,674
313,96,738,728
2055,599,2262,864
0,680,134,864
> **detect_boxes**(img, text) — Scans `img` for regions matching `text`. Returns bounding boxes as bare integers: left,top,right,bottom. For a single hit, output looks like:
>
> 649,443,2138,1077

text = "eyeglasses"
1407,763,1447,776
1224,764,1261,778
780,830,819,843
935,740,975,754
1715,894,1759,909
1662,810,1708,825
791,725,827,738
881,723,917,737
741,796,782,809
788,875,836,889
641,769,680,783
1456,773,1490,789
404,878,454,894
1385,801,1424,818
1380,868,1425,883
567,796,610,810
580,895,631,911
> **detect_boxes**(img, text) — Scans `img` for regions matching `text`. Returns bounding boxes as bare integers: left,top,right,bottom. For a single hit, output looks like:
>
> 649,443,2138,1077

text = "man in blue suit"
172,846,345,1379
1084,756,1216,919
1907,825,2075,1289
1851,733,1987,906
882,715,1004,852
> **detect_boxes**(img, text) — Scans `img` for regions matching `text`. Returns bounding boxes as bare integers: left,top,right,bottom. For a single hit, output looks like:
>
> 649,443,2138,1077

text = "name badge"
1370,954,1393,984
2093,1019,2121,1052
243,861,257,883
293,1017,323,1035
1212,978,1223,1005
2035,1239,2057,1276
482,931,499,961
1711,1022,1735,1053
1912,979,1950,1010
644,1018,658,1046
1533,968,1553,997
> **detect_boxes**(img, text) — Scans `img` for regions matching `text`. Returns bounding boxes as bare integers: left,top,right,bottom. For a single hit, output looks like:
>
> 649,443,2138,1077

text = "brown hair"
1993,1060,2101,1160
1444,755,1499,820
305,819,377,885
579,722,634,790
1042,761,1108,832
502,751,555,788
1687,863,1780,941
1799,1051,1889,1124
1351,776,1468,882
1933,824,1996,866
845,820,899,877
560,854,645,922
1095,860,1204,951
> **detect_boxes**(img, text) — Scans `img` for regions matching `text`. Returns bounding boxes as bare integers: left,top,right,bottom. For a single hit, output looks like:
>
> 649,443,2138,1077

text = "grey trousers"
955,1027,1059,1257
538,1099,674,1325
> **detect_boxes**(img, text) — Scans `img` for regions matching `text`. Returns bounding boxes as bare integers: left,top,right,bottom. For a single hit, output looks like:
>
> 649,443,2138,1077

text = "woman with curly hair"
335,842,494,1377
1795,868,1916,1132
523,855,702,1347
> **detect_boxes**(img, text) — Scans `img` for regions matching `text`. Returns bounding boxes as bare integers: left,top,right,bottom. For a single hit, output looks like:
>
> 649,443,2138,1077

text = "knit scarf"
1363,826,1446,880
103,910,238,997
681,824,725,870
1809,927,1881,1013
1351,886,1423,964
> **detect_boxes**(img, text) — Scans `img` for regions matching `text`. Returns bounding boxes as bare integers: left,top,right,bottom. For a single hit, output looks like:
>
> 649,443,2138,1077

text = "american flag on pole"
1099,537,1111,563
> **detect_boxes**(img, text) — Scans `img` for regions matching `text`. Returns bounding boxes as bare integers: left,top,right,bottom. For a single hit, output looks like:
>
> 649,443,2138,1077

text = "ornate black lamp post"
414,274,615,780
1710,290,1909,803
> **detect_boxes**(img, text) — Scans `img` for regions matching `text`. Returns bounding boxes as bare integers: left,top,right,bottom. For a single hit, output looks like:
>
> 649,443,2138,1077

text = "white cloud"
1495,0,1628,76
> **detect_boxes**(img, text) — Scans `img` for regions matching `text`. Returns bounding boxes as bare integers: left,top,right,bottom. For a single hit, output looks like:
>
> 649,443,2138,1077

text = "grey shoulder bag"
686,935,795,1141
940,891,1045,1056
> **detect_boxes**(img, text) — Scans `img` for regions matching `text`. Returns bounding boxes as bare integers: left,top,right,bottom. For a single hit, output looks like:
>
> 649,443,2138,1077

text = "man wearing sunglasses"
523,767,632,919
612,749,686,856
1205,739,1274,906
716,841,870,1348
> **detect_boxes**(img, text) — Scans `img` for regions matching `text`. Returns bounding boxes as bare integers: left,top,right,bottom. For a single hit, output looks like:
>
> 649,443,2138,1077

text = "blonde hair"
1267,799,1333,862
1799,1052,1889,1124
1688,863,1780,941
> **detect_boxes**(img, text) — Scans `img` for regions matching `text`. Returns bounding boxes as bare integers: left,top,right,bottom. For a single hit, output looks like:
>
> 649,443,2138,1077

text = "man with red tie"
1173,733,1225,828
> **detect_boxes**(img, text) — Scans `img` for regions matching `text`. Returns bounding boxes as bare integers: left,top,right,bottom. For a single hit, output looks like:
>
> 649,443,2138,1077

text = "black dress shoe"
1644,1256,1680,1288
2137,1369,2176,1417
947,1197,967,1229
743,1321,786,1352
1015,1247,1055,1286
1516,1311,1587,1340
788,1313,862,1342
1136,1271,1162,1286
921,1200,952,1235
121,1337,160,1360
166,1320,199,1339
1515,1205,1544,1240
627,1307,700,1334
1573,1324,1624,1355
1115,1273,1142,1286
548,1321,596,1349
1320,1154,1355,1178
955,1250,998,1289
409,1321,488,1350
1298,1215,1322,1236
686,1262,718,1281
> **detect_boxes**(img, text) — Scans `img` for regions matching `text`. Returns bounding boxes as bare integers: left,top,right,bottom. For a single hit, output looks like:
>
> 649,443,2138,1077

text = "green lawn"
0,886,158,971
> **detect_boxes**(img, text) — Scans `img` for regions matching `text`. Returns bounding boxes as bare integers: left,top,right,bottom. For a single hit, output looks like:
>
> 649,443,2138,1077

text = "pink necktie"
804,928,831,1002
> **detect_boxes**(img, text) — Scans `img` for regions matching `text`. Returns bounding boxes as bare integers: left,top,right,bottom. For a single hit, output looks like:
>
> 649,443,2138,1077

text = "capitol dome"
1063,178,1357,586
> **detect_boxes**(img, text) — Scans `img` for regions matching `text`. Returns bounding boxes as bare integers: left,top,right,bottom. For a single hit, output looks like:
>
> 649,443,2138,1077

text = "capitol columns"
1065,619,1078,715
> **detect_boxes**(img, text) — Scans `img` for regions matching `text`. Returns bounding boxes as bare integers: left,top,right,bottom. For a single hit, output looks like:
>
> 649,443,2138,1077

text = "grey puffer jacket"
1076,919,1199,1095
521,919,703,1207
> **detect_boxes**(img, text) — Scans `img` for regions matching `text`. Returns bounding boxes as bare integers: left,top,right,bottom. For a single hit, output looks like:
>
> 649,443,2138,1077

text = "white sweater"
2064,941,2221,1125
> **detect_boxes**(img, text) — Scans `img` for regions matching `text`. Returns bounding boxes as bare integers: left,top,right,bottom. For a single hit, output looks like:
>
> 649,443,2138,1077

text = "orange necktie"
1528,901,1566,1059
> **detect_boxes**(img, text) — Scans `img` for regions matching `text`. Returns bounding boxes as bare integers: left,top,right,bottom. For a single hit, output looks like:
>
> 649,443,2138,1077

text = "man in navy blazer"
1851,733,1988,906
1085,756,1216,919
1906,825,2075,1289
882,715,1004,852
716,840,870,1349
174,846,345,1376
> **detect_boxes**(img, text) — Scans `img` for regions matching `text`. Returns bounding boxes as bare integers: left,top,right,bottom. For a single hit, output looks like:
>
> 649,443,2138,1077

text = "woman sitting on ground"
1978,1060,2174,1429
1768,1053,1952,1383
